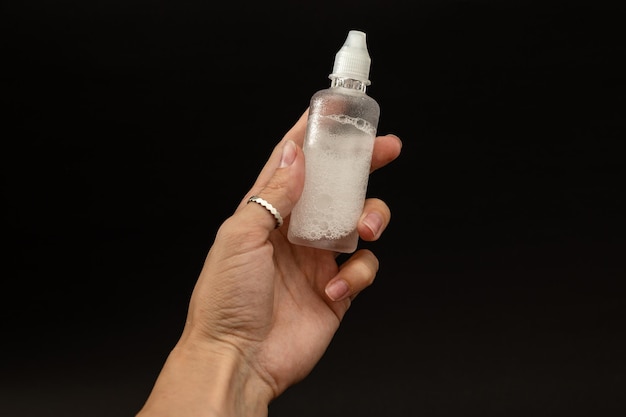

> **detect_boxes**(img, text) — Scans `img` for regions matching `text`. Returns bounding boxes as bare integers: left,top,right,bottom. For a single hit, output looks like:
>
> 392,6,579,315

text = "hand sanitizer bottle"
288,30,380,253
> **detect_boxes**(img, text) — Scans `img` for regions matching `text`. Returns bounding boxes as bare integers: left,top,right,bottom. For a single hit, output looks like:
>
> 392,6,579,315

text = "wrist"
137,337,272,417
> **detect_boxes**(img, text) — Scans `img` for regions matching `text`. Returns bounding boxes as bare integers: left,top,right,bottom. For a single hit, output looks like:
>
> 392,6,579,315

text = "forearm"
136,338,272,417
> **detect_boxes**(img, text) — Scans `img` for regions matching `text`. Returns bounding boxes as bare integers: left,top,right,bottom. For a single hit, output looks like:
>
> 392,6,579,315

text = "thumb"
240,140,305,233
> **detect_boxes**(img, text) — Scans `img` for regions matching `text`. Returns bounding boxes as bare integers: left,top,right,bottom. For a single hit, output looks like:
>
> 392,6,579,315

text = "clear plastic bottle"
288,30,380,253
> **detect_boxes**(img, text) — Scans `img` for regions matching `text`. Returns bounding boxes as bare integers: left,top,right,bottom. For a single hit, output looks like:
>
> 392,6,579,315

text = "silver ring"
247,196,283,228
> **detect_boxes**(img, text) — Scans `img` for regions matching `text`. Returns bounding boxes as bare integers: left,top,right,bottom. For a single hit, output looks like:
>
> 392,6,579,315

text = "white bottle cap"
329,30,372,85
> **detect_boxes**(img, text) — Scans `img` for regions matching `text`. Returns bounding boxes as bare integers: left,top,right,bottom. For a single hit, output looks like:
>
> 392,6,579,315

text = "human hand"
137,109,402,417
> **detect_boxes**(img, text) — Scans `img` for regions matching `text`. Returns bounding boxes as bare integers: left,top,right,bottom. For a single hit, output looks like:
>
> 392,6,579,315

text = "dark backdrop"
3,1,625,416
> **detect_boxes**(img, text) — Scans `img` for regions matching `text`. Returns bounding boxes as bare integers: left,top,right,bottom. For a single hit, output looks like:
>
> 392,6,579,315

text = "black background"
3,1,625,416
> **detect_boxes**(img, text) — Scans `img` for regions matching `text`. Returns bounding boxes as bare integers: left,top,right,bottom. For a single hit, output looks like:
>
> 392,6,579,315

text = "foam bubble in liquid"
289,113,375,242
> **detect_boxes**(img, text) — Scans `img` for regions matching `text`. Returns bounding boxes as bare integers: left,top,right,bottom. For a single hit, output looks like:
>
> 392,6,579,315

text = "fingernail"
325,279,350,301
387,133,403,150
280,140,297,168
362,212,383,239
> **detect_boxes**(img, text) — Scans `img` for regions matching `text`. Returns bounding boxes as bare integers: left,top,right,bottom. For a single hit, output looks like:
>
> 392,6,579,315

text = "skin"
136,109,403,417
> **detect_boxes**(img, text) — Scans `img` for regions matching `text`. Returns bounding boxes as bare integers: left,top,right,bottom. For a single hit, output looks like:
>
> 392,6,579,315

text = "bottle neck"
329,76,368,93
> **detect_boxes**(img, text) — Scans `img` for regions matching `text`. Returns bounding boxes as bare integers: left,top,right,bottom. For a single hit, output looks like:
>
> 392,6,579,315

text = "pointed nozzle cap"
330,30,372,85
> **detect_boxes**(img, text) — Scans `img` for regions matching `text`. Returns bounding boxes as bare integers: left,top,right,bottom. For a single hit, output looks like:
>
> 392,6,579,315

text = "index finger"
370,134,403,173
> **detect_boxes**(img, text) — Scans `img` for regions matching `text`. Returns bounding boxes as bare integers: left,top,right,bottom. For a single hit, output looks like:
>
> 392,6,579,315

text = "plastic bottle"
288,30,380,253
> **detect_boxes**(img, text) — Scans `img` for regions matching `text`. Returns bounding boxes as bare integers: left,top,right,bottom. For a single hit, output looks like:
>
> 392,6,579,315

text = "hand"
137,109,402,417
